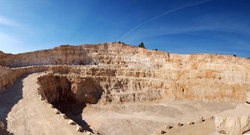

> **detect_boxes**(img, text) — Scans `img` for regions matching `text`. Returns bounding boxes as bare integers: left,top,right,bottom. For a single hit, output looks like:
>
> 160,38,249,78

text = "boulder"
68,120,75,125
187,121,194,125
215,104,250,135
76,126,82,132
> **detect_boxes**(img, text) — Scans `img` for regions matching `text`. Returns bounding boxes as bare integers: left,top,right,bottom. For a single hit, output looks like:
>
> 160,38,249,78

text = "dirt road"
0,73,84,135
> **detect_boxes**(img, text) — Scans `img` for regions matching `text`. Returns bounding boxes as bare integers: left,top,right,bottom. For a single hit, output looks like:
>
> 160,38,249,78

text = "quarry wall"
0,66,47,92
42,65,249,103
0,43,250,103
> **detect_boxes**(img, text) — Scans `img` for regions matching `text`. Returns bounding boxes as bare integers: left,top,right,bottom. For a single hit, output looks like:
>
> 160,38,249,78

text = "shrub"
138,42,145,48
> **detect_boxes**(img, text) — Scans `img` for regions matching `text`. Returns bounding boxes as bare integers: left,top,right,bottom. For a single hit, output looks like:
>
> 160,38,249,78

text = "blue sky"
0,0,250,58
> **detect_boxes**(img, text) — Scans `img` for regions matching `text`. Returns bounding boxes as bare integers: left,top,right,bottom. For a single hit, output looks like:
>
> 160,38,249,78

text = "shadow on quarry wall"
37,74,104,132
0,75,26,134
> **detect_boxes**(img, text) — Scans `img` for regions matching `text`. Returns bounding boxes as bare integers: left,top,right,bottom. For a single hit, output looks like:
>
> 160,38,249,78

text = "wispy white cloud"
123,12,250,43
0,16,20,27
120,0,213,39
123,25,217,43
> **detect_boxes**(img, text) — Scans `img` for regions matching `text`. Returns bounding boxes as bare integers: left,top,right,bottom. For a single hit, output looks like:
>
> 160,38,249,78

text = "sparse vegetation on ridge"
138,42,145,48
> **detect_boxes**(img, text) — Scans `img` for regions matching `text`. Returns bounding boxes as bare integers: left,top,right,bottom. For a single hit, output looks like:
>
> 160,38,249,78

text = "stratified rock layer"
37,73,103,104
1,43,250,103
0,66,47,92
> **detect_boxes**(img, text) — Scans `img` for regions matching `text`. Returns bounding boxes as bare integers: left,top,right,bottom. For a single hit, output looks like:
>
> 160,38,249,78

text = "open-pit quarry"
0,42,250,135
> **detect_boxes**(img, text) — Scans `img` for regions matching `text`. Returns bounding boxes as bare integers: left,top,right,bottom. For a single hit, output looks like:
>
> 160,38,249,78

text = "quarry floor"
0,72,238,135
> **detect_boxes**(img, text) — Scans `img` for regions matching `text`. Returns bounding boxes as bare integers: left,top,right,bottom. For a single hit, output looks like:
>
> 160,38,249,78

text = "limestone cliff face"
0,43,249,68
37,74,103,104
0,45,94,67
46,65,250,103
0,66,14,92
0,43,250,102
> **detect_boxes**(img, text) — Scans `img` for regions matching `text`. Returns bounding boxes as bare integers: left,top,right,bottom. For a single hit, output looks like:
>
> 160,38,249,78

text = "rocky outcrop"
215,92,250,135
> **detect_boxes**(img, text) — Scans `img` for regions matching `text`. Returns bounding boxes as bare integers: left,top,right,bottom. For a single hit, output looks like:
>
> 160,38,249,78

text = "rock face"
0,45,94,67
0,66,47,92
0,66,14,92
1,43,250,103
37,73,103,104
215,103,250,135
37,74,72,103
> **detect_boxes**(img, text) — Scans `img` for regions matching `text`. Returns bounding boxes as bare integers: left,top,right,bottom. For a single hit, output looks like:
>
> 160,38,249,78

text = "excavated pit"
37,74,104,132
35,66,243,135
0,43,250,135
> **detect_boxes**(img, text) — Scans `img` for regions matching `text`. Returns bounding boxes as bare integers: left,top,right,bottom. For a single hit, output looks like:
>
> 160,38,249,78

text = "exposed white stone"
68,120,75,125
76,126,82,132
187,121,194,125
215,104,250,135
61,114,67,119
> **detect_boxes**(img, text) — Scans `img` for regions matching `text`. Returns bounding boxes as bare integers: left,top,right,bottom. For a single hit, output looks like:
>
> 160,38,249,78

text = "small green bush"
138,42,145,48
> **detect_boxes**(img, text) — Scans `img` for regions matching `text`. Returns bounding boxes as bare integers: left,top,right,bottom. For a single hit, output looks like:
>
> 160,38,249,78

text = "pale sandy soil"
82,101,237,135
0,73,238,135
153,118,215,135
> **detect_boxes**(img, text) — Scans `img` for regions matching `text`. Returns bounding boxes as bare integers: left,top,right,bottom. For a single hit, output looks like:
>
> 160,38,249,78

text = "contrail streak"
120,0,212,39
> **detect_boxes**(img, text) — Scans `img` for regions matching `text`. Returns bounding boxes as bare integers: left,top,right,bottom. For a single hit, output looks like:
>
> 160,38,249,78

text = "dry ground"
0,73,238,135
82,98,237,135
